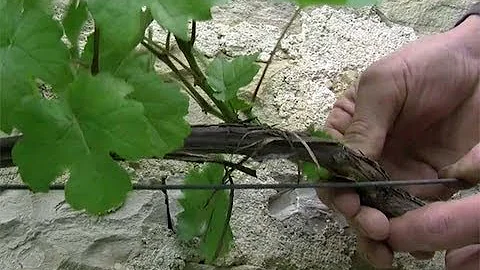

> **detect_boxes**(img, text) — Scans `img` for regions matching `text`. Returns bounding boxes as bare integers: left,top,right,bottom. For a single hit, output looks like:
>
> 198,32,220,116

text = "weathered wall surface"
378,0,477,34
1,0,472,269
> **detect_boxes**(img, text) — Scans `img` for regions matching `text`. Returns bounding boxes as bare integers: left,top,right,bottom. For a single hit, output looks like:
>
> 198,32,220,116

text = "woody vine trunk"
0,124,425,218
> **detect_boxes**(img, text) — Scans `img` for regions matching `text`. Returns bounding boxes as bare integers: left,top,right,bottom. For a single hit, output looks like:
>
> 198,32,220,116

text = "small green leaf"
63,0,89,57
148,0,228,40
306,126,334,140
12,73,166,214
0,7,72,132
291,0,379,7
229,96,252,112
302,162,331,182
177,163,233,263
206,53,260,102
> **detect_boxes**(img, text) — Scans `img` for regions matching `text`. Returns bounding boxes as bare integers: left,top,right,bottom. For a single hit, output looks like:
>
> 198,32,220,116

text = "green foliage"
302,162,331,182
63,0,89,57
148,0,228,40
306,125,334,140
83,0,152,71
116,52,191,154
206,53,260,113
0,2,72,132
177,163,233,263
23,0,53,14
12,72,189,214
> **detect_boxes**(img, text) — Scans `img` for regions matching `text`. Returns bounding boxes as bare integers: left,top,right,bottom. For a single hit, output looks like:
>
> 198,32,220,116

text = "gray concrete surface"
2,0,475,269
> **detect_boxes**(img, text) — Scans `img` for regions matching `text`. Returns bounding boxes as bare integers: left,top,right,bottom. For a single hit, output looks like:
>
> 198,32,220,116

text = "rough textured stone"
378,0,478,34
0,189,174,270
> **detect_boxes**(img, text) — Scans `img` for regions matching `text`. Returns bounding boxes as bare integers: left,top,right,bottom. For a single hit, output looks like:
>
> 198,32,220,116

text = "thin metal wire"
0,178,463,191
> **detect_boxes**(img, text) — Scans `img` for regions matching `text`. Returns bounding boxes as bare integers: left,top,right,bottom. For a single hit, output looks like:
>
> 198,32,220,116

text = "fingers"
357,236,394,269
315,188,360,223
439,143,480,186
388,194,480,252
351,206,390,241
446,244,480,270
342,58,407,159
325,86,357,140
332,189,360,218
350,206,391,269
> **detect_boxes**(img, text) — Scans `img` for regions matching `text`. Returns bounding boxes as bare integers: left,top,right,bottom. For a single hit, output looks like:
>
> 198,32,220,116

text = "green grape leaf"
83,0,152,71
229,96,252,113
206,53,260,103
177,163,233,263
302,162,331,182
12,96,89,191
66,153,132,214
147,0,228,40
0,6,72,132
11,73,170,214
291,0,379,7
306,125,334,140
23,0,53,14
63,0,89,57
115,52,191,156
0,1,22,41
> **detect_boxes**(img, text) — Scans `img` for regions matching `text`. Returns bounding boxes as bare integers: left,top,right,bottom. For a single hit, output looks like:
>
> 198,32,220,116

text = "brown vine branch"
0,124,453,218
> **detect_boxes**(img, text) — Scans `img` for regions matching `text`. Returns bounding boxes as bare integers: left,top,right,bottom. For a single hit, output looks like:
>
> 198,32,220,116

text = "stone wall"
378,0,477,34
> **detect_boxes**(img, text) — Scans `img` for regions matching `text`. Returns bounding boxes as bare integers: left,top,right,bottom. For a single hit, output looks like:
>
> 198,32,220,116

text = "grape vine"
0,0,378,263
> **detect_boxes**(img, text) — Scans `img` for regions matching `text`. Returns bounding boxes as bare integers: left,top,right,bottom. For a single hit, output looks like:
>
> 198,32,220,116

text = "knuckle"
358,56,409,100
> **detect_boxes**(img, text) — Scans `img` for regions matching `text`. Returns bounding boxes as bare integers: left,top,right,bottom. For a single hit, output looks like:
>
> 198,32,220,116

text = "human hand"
320,15,480,268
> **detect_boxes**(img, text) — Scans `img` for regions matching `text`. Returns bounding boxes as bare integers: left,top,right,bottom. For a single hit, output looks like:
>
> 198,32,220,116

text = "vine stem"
175,36,239,122
214,169,235,260
140,40,226,120
251,8,300,102
142,36,192,74
91,26,100,75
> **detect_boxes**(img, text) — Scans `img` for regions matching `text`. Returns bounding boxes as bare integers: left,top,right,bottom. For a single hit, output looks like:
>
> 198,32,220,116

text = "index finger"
388,194,480,252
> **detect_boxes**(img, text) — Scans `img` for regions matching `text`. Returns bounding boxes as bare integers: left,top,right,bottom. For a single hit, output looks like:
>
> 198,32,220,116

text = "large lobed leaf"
12,72,189,214
0,1,72,132
177,163,233,263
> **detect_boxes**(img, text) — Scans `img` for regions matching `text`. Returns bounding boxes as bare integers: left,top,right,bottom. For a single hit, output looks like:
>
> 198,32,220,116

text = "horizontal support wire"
0,178,465,191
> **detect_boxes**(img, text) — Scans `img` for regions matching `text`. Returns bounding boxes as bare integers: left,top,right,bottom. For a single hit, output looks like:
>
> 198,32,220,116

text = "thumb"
439,143,480,185
388,194,480,252
343,58,406,159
